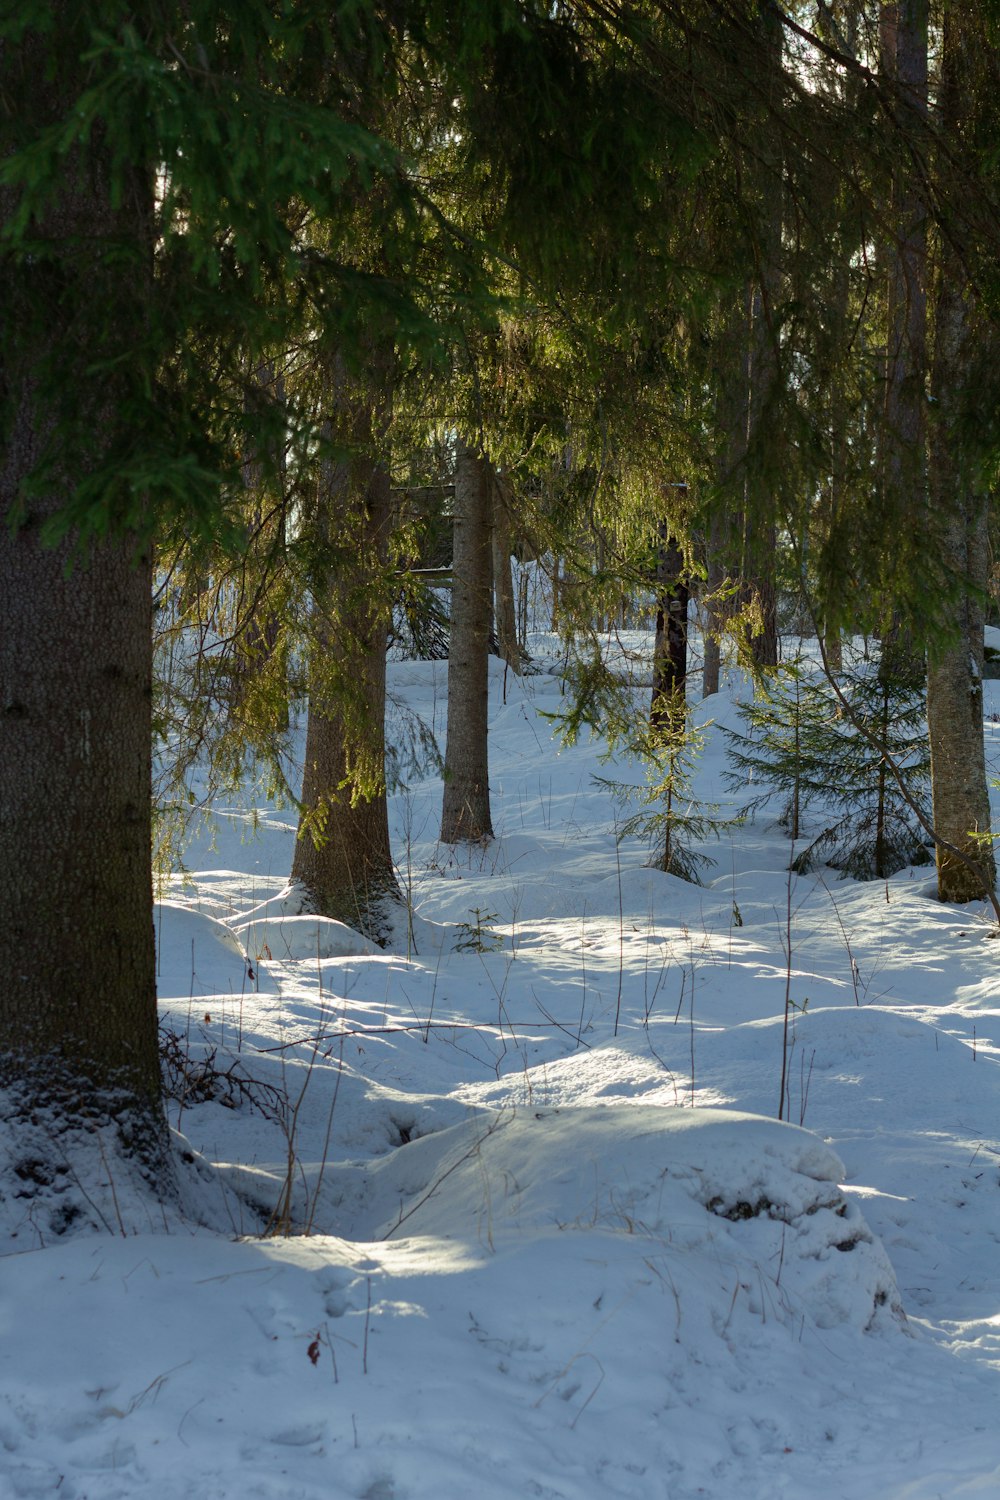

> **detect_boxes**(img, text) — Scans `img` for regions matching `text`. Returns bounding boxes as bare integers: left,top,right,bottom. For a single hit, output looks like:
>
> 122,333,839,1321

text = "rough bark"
925,5,996,905
291,361,401,943
0,526,162,1117
0,18,172,1199
441,440,494,844
925,482,994,902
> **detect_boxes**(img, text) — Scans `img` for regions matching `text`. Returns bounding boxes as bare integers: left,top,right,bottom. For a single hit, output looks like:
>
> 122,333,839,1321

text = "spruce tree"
724,654,931,881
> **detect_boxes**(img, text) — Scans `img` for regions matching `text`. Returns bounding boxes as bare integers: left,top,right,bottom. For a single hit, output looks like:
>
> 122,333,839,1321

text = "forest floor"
3,629,1000,1498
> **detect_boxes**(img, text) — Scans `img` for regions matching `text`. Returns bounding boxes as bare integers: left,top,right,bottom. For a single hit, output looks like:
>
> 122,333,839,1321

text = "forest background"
2,0,1000,1295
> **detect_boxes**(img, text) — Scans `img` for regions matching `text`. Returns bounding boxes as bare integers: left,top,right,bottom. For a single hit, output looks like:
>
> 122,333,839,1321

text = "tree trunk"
291,359,401,943
550,552,561,632
823,629,843,675
879,0,928,682
711,278,780,682
491,474,522,673
0,525,164,1128
651,522,689,738
231,363,289,733
925,3,996,904
926,486,994,902
441,440,494,844
742,4,782,674
0,19,173,1220
701,516,725,698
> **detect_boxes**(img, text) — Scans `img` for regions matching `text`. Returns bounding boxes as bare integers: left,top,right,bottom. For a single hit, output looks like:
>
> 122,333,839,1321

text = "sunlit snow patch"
234,913,380,961
340,1104,903,1334
155,901,275,999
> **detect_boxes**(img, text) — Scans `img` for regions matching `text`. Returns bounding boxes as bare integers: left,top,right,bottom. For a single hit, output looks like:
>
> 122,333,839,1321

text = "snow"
4,630,1000,1498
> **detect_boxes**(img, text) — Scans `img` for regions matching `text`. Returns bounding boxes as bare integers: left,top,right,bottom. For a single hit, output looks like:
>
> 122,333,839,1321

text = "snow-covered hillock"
351,1104,901,1333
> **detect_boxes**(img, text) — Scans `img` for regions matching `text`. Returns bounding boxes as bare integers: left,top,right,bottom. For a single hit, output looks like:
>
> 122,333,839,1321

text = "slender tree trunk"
743,304,780,674
925,476,994,901
0,19,172,1213
491,474,522,673
651,521,689,737
879,0,928,682
291,357,401,942
232,363,288,731
517,564,530,652
550,552,561,632
441,439,494,843
742,3,782,673
925,3,995,904
701,515,725,700
711,280,780,682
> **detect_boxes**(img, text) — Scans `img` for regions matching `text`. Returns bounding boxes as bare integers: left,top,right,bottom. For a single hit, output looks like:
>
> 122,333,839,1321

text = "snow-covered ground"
4,631,1000,1499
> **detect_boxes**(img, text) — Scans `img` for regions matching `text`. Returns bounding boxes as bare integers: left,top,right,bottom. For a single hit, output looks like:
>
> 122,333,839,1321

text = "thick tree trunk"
441,440,494,844
0,525,162,1119
0,19,173,1220
925,5,996,904
291,363,401,943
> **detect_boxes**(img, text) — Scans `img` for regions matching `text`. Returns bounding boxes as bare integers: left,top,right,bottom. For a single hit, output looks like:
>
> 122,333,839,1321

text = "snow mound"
155,901,275,1000
234,913,380,961
242,1105,902,1335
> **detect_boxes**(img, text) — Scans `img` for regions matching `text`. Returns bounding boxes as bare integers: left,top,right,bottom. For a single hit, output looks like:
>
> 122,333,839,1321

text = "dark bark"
0,524,162,1120
925,4,996,904
742,3,782,673
0,20,171,1190
441,440,494,844
879,0,928,681
701,519,725,700
651,523,689,737
291,359,401,943
710,285,779,679
231,363,289,730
